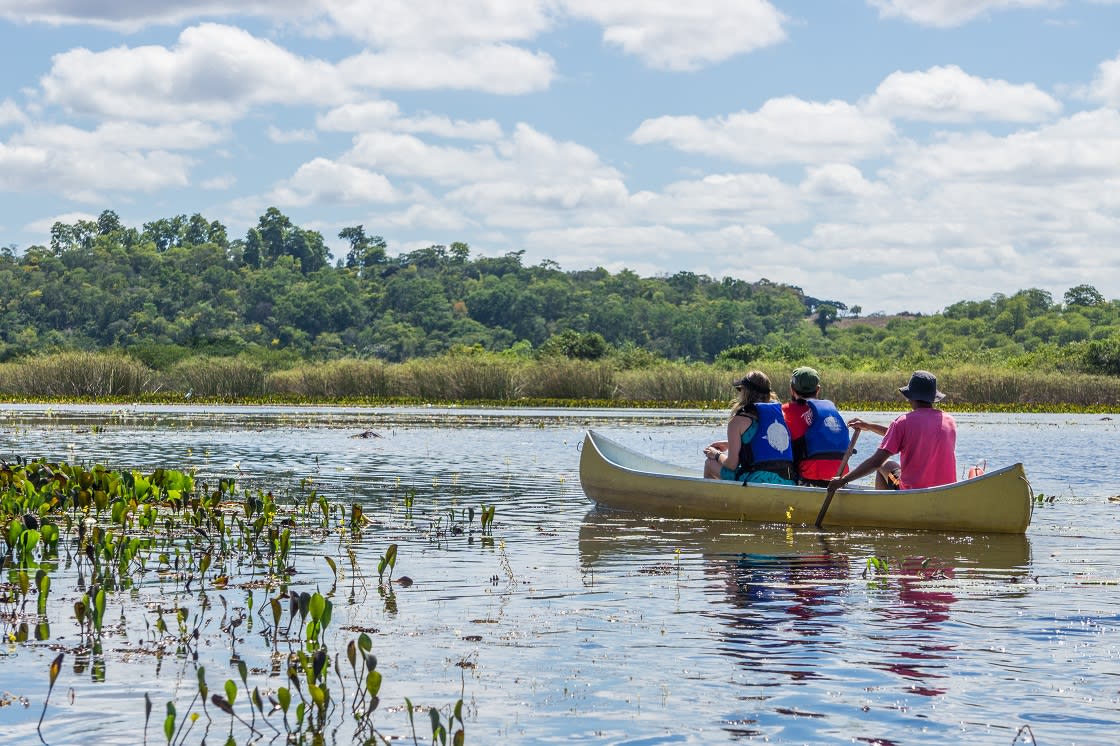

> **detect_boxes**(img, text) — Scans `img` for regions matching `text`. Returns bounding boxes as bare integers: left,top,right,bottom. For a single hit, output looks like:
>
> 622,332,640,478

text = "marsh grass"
268,359,392,398
1,351,1117,409
0,351,152,397
397,355,522,400
518,359,617,399
161,356,266,397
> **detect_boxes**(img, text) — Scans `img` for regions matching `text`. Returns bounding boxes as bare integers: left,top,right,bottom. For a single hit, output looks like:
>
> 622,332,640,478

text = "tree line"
4,209,1118,378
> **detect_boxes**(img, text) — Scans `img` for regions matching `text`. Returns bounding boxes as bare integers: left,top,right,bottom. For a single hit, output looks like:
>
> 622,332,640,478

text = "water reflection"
579,510,1032,735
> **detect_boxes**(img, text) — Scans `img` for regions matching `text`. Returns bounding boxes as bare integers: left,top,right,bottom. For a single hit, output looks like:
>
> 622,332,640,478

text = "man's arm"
830,448,891,489
847,417,888,437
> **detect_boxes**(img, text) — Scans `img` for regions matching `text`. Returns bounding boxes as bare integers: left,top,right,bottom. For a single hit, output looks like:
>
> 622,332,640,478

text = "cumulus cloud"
631,173,807,225
319,0,552,49
200,174,236,190
0,0,312,31
13,120,225,150
562,0,786,71
40,24,351,122
889,109,1120,183
0,99,27,127
866,65,1062,122
0,139,191,200
267,126,318,144
319,102,503,141
268,158,398,207
630,97,896,165
337,45,555,95
865,0,1058,28
1083,52,1120,106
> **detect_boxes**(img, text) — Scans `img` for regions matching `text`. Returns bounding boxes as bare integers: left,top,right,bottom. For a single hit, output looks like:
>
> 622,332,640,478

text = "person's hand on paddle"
827,476,846,493
846,418,887,436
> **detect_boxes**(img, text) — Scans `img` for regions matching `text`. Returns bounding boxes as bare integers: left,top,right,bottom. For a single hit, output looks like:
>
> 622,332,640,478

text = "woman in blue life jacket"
703,370,797,485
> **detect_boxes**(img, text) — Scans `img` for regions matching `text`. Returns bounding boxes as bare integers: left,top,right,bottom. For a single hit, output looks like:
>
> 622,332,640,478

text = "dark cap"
899,370,945,403
790,366,820,396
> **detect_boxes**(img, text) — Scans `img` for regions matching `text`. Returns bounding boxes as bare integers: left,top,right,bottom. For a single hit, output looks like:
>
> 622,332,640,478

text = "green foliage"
4,210,1120,395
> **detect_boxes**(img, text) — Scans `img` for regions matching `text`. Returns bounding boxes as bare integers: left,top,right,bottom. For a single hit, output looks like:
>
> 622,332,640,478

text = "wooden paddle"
814,428,861,529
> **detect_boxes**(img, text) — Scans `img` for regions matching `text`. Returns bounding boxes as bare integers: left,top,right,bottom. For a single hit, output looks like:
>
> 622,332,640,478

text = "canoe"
579,430,1033,534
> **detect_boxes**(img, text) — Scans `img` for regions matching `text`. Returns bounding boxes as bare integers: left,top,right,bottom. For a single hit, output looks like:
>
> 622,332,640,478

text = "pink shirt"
879,408,957,489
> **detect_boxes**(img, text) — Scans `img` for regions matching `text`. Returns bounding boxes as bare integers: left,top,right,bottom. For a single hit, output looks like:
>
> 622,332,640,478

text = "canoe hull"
579,430,1033,534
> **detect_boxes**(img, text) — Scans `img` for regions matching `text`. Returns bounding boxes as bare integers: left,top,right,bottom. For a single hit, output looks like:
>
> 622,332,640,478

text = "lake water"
1,404,1118,745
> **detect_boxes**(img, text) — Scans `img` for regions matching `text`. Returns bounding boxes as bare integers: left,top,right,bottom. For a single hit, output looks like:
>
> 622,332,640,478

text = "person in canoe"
781,366,852,487
703,370,797,485
828,370,957,491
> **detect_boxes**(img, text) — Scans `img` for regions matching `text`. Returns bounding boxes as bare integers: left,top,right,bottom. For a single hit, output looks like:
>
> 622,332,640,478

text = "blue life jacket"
802,399,850,460
736,401,795,479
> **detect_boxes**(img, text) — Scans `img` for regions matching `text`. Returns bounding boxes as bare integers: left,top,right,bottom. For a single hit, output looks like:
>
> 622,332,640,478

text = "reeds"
0,351,1116,408
160,356,266,397
0,351,152,397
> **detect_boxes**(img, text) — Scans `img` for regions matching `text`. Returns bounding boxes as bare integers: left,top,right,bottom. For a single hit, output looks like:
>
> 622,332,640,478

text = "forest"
3,208,1118,382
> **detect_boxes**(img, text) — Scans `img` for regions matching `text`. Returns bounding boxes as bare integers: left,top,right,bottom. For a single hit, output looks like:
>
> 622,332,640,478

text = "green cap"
790,366,821,396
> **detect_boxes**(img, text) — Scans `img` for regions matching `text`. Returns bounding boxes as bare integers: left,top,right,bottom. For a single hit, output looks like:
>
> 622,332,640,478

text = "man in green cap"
782,366,851,486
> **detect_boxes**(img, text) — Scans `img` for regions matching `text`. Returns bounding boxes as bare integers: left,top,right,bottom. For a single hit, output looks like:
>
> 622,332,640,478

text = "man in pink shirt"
828,371,957,491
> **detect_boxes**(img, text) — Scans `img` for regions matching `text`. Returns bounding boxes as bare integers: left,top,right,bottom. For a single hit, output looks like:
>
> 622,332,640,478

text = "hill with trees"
3,209,1118,380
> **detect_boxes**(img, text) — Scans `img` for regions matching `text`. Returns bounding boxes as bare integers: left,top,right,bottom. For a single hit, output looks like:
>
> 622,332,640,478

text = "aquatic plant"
0,456,486,744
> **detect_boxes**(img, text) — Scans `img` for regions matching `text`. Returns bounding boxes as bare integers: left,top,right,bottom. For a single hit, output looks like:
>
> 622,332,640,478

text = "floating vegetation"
0,456,491,744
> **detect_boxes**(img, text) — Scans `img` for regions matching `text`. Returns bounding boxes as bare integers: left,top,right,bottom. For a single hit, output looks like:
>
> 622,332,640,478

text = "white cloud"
562,0,786,71
14,120,225,150
631,172,807,225
268,157,398,207
40,23,352,122
889,108,1120,183
0,140,191,200
337,45,555,95
23,211,100,234
267,125,318,144
377,203,474,232
523,223,793,282
630,97,896,164
1083,52,1120,106
200,174,236,190
319,0,552,49
0,99,27,127
348,132,506,184
318,101,503,140
866,0,1059,28
0,0,312,31
866,65,1061,122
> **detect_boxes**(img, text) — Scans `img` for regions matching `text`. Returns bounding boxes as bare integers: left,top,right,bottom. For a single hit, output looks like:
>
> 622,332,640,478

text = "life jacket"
801,399,850,460
736,401,795,480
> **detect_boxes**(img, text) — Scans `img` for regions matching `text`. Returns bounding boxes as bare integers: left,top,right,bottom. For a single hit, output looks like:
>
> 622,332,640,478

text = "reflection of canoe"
579,430,1033,534
577,510,1032,571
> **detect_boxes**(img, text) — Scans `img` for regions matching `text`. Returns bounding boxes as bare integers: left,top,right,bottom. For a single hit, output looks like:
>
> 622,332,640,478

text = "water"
0,404,1118,745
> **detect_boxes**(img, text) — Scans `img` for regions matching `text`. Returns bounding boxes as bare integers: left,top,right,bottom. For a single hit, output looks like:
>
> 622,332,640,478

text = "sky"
1,1,1120,315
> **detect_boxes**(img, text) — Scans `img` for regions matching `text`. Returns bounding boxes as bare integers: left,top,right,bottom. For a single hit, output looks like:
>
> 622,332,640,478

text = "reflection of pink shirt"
880,408,957,489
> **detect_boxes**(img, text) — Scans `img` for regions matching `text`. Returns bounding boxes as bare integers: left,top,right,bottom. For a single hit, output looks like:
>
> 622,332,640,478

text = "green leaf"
308,592,325,623
224,678,237,705
163,702,176,744
277,686,291,713
365,670,382,698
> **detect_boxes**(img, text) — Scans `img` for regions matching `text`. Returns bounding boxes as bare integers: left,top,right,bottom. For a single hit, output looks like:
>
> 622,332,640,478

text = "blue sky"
2,1,1120,314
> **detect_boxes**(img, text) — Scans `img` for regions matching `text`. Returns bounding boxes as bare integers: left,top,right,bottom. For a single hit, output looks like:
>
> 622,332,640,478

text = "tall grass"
0,352,153,397
517,359,617,400
0,351,1115,408
268,359,392,398
396,356,522,400
160,356,266,397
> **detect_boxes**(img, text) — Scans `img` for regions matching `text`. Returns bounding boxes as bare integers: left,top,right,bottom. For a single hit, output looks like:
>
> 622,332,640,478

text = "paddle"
814,428,861,529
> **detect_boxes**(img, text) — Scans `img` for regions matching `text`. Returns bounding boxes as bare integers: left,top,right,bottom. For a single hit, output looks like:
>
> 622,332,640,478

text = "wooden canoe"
579,430,1033,534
